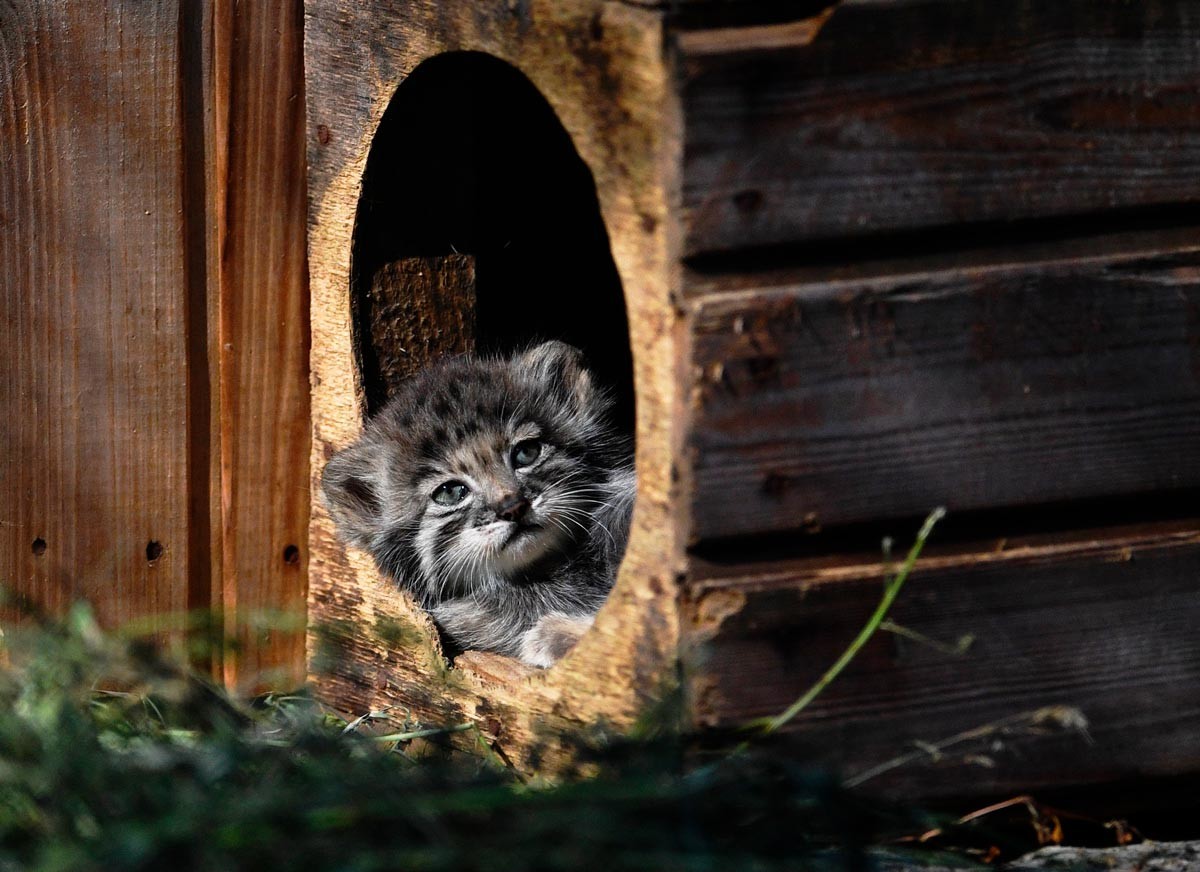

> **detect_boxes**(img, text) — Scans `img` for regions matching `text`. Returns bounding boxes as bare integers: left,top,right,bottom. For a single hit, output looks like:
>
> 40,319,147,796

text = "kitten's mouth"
502,523,542,549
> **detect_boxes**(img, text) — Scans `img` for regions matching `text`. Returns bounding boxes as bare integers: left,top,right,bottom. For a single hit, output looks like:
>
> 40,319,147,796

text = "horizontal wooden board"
685,523,1200,798
680,0,1200,257
685,245,1200,543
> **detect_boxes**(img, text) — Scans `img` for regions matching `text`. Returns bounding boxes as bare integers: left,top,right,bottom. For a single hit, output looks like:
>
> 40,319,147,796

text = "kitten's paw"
519,613,595,668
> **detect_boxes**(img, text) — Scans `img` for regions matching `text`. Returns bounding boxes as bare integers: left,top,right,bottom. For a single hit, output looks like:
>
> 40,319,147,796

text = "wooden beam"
212,0,311,692
680,0,1200,257
684,521,1200,799
685,242,1200,542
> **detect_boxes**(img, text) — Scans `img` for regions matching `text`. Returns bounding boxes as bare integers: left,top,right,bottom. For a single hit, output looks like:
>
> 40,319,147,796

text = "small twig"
373,722,475,744
844,705,1089,788
916,795,1063,846
341,706,400,735
879,619,974,657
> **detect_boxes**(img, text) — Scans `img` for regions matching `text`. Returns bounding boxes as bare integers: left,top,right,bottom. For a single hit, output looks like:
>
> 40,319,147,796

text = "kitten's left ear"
518,340,595,409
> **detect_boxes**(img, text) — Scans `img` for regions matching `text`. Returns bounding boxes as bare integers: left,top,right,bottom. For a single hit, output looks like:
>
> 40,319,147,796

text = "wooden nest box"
306,0,1200,798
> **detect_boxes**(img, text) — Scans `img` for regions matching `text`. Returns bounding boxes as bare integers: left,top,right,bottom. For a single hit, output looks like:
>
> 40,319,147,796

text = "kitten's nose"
495,494,530,522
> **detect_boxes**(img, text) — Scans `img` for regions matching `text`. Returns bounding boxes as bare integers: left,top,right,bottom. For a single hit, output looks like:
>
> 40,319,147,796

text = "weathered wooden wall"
679,0,1200,257
0,0,310,690
675,0,1200,799
686,237,1200,542
299,0,1200,803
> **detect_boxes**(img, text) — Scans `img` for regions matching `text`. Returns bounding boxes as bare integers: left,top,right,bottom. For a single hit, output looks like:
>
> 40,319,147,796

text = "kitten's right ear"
518,340,596,410
320,441,385,547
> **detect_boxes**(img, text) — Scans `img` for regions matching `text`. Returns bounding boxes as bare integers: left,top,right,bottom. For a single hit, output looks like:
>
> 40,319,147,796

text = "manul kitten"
321,341,635,667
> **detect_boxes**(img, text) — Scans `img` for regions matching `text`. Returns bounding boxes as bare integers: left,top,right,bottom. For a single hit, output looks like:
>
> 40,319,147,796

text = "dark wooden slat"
685,523,1200,798
654,0,835,31
686,245,1200,542
681,0,1200,257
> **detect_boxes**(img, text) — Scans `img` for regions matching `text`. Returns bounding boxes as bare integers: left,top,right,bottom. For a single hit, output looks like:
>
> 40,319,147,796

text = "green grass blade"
751,506,946,735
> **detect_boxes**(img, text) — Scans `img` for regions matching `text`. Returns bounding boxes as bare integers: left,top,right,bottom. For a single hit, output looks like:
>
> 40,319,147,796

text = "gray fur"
321,341,634,666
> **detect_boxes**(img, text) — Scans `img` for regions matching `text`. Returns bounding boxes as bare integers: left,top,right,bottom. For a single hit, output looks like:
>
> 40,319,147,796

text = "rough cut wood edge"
304,0,683,768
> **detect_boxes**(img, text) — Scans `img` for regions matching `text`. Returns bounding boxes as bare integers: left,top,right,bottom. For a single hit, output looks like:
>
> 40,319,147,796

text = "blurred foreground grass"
0,600,980,872
0,510,995,871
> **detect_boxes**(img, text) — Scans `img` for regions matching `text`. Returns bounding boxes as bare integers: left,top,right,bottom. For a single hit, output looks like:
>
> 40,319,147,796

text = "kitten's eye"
431,481,470,506
511,440,542,468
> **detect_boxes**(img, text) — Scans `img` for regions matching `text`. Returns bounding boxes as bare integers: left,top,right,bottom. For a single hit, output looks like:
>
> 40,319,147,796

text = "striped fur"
321,342,634,666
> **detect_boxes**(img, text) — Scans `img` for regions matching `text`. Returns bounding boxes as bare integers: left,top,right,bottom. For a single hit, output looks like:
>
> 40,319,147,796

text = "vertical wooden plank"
215,0,311,691
0,1,192,628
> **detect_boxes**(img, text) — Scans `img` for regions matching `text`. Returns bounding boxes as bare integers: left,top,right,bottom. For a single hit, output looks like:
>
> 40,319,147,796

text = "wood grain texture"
363,256,476,409
188,0,225,668
305,0,682,765
620,0,833,23
686,243,1200,542
0,1,192,627
680,0,1200,257
685,521,1200,799
0,0,310,691
214,0,311,691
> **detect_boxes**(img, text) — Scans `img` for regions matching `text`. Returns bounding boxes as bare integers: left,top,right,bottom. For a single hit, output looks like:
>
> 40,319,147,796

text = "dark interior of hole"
352,52,635,438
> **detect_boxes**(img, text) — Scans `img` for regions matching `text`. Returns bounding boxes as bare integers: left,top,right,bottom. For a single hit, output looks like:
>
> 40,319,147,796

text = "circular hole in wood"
145,540,164,563
31,538,47,556
283,544,301,566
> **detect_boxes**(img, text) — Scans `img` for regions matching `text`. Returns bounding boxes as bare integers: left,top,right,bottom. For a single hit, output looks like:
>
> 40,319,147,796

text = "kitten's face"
412,415,591,598
321,341,621,604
